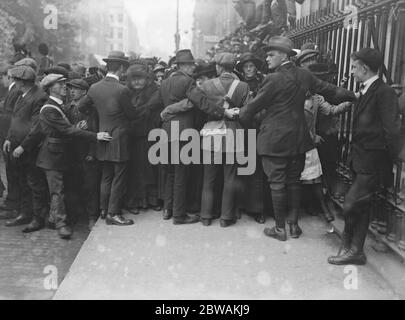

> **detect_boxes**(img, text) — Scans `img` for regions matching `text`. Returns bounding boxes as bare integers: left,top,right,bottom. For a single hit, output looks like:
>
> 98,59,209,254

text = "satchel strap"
212,78,240,109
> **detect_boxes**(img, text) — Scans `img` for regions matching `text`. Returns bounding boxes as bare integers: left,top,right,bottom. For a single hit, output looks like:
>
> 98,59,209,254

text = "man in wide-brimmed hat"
79,51,147,227
240,36,357,242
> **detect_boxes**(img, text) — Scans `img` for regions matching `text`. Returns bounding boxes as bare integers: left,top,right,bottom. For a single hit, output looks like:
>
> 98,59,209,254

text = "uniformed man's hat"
41,74,66,91
351,48,383,72
263,36,297,56
9,65,36,81
15,58,39,72
67,79,89,91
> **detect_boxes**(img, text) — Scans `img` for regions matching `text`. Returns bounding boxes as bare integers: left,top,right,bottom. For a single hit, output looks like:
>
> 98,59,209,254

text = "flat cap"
9,66,36,81
44,66,69,78
214,52,236,67
15,58,39,72
351,48,383,72
41,74,66,91
67,79,89,91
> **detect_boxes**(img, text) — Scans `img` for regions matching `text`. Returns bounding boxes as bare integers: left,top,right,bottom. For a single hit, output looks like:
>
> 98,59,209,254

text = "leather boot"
23,217,45,233
288,222,303,239
163,209,173,220
106,214,134,226
173,214,200,225
270,188,288,230
264,226,287,242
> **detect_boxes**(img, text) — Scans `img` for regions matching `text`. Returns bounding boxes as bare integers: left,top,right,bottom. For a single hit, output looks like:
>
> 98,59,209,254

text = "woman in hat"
124,62,164,214
300,63,352,225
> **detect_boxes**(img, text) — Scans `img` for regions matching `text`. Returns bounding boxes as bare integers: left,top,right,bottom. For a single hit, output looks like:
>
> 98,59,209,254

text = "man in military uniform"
240,36,356,242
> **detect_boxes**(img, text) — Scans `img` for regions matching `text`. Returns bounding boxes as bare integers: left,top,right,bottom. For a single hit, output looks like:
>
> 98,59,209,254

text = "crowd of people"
0,31,404,266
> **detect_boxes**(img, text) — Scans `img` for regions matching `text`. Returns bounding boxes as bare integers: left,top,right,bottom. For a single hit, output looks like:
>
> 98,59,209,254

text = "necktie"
359,84,366,94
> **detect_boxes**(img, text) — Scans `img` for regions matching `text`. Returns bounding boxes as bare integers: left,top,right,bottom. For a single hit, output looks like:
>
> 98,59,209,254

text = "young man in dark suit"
79,52,145,227
328,49,401,265
239,36,356,242
2,66,48,228
0,65,22,216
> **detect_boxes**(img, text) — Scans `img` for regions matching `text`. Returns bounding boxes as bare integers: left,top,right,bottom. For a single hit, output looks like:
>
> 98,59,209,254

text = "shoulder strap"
227,80,240,100
40,104,70,123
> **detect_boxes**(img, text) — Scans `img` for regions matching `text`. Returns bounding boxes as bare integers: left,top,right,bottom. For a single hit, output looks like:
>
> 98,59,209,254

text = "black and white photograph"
0,0,405,304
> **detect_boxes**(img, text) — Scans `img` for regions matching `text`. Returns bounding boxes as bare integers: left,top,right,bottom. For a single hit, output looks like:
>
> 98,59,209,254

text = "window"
110,27,114,38
118,14,124,23
110,14,114,22
118,28,123,39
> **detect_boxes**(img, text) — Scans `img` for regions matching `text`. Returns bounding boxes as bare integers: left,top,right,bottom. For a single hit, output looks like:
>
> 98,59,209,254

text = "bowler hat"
103,51,130,66
67,79,89,91
9,66,36,81
126,63,150,78
351,48,383,72
263,36,297,56
15,58,38,72
236,53,264,73
215,52,236,67
40,74,66,91
175,49,195,64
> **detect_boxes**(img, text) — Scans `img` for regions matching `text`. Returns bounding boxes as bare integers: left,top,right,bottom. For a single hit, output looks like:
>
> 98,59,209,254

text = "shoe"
201,218,212,226
323,211,335,223
124,208,140,216
255,213,266,224
88,217,97,231
163,209,173,220
106,214,134,226
151,206,163,212
220,219,237,228
173,215,200,225
328,249,367,266
58,226,73,240
100,210,107,220
288,223,303,239
264,226,287,242
6,214,32,227
0,209,18,220
23,218,45,233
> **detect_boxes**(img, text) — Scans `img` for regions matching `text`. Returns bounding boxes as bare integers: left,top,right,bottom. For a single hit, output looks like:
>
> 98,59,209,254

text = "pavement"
54,212,403,300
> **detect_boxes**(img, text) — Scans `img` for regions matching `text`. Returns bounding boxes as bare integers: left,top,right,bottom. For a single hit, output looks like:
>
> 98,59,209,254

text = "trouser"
262,154,306,229
65,161,101,220
44,169,68,229
341,173,379,252
100,161,128,215
200,162,241,221
164,163,189,218
3,152,21,209
28,165,49,221
15,160,34,217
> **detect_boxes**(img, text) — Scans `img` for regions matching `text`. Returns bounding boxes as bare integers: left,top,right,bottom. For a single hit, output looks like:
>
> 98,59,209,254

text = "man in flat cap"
240,36,356,242
0,64,22,216
160,49,237,225
328,48,401,265
79,51,145,227
2,66,48,228
64,79,101,230
21,74,112,239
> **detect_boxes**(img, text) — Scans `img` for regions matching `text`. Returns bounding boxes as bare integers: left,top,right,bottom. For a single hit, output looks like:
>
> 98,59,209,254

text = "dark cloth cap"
236,52,264,73
15,58,39,72
103,51,130,66
194,61,217,79
176,49,195,64
44,66,69,78
67,79,89,91
351,48,383,72
215,52,236,67
153,64,166,73
9,65,36,81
